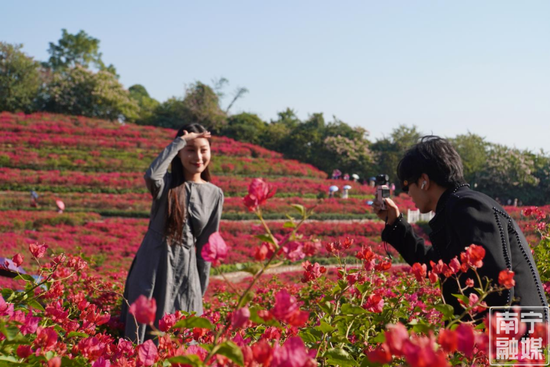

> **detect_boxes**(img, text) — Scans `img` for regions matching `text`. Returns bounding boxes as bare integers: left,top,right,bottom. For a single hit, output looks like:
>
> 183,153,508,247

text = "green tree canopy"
43,65,138,121
221,112,267,145
0,42,41,113
47,29,117,75
129,84,159,124
450,133,488,186
370,125,422,185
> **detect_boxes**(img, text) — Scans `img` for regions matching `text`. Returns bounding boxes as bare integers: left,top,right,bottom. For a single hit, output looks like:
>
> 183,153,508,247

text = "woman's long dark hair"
165,123,212,244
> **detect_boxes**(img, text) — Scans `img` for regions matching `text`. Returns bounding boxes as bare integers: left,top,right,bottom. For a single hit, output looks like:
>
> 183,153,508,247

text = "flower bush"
0,177,548,366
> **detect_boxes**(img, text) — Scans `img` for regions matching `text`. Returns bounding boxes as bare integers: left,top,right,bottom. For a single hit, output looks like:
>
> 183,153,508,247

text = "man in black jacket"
373,136,548,319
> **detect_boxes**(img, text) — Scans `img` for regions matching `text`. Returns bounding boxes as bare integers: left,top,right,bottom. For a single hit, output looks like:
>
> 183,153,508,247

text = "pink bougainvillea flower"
252,339,273,366
243,178,276,212
461,244,486,269
231,307,251,329
365,294,384,313
271,289,300,322
129,295,157,325
410,263,426,282
33,327,58,352
47,357,61,367
254,242,276,261
16,345,33,358
29,243,48,259
367,343,392,364
498,269,515,289
282,241,305,261
92,357,111,367
158,313,177,332
20,309,40,335
201,232,228,267
456,323,476,358
138,339,158,366
12,253,23,267
384,322,409,356
437,328,458,353
271,337,312,367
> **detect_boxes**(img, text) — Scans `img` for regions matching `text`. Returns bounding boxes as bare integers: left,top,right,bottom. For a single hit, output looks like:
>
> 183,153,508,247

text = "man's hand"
373,198,401,225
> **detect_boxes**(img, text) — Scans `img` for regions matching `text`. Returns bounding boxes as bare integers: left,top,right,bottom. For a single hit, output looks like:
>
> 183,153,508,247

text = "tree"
129,84,159,124
221,112,266,145
43,65,138,121
477,144,540,204
0,42,41,113
47,29,117,75
179,81,226,131
450,133,488,186
371,125,422,184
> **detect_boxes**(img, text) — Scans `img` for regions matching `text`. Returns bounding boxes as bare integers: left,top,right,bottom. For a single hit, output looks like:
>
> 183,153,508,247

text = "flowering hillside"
1,112,550,366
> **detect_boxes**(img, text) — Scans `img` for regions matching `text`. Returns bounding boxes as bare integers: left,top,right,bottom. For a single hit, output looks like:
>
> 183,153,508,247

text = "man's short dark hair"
397,135,466,189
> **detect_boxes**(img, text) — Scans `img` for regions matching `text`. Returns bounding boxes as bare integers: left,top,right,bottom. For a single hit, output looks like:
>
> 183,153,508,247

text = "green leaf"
14,273,37,283
67,331,90,338
451,293,470,305
27,298,45,312
299,330,320,343
237,291,255,309
291,204,306,217
434,304,455,320
316,321,335,333
283,221,296,228
254,234,277,246
214,341,244,366
371,332,386,343
174,316,214,330
341,304,367,315
242,263,263,276
0,323,20,341
168,355,203,366
324,348,356,367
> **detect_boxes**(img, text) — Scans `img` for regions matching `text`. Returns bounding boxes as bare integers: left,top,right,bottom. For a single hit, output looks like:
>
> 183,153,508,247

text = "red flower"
456,323,476,358
411,263,427,282
29,243,48,259
252,339,273,366
461,244,485,269
231,307,251,329
138,340,158,366
271,337,313,367
365,294,384,313
129,295,157,325
271,290,309,327
384,323,409,356
438,329,458,353
12,253,23,267
498,269,515,289
367,343,392,364
243,178,276,211
201,232,228,267
282,241,305,261
254,242,275,261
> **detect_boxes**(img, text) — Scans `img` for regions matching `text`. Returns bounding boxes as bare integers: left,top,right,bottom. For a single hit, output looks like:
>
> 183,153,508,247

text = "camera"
375,174,391,210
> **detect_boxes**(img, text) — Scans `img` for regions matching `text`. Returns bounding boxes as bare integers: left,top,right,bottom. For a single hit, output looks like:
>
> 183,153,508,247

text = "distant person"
121,124,224,342
343,173,350,181
373,136,547,319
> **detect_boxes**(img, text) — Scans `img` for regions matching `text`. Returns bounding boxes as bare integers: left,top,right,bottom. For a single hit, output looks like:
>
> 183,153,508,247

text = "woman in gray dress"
121,123,224,343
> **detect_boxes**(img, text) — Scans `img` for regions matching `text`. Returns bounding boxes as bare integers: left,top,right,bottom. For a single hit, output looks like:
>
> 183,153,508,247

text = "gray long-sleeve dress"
121,137,224,343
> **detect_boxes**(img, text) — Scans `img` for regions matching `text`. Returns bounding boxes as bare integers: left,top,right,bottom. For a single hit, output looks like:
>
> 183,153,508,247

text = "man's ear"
420,173,430,190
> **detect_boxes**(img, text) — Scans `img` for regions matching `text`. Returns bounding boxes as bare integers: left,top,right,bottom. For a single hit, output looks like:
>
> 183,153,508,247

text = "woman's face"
178,137,211,179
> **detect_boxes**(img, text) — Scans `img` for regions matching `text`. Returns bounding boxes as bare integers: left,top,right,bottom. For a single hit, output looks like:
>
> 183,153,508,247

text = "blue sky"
2,1,549,152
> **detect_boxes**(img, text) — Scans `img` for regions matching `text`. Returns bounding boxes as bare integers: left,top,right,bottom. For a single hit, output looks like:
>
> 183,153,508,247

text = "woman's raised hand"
180,130,212,141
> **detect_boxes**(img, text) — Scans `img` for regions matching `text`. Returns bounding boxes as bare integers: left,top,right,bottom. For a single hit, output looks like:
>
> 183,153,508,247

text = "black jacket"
382,185,548,318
